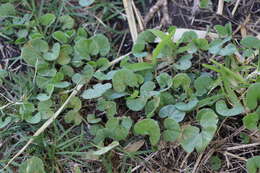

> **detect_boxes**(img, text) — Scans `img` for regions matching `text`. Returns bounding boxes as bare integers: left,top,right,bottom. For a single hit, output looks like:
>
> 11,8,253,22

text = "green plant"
2,4,260,171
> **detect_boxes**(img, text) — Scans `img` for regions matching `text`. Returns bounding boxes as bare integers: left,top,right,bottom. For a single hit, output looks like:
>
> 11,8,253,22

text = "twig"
144,0,165,27
180,152,190,168
232,0,241,16
226,142,260,151
3,53,130,170
191,153,203,173
217,0,224,15
224,151,247,161
160,0,170,27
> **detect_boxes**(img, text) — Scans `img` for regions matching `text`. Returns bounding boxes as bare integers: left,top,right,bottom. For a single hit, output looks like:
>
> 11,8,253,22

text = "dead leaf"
240,25,247,38
124,140,145,152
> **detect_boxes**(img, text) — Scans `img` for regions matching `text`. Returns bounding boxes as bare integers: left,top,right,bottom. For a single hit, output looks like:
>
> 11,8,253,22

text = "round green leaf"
82,83,112,99
245,83,260,110
246,156,260,173
175,98,198,112
159,105,186,122
163,118,180,142
43,43,60,61
39,13,56,26
59,15,74,30
126,97,147,111
215,100,244,117
243,112,259,130
134,118,160,145
52,31,68,43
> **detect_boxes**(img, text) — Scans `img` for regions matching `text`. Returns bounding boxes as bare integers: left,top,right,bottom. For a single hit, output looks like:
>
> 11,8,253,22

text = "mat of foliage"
0,1,260,173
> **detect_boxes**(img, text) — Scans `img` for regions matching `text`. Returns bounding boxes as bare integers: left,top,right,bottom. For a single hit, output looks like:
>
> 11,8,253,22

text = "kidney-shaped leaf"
156,72,172,89
159,105,186,122
173,54,193,71
180,109,218,153
39,13,56,26
194,74,213,96
43,43,60,61
246,156,260,173
134,118,160,145
92,34,110,56
126,97,147,111
175,98,198,112
215,100,244,117
112,69,139,92
180,125,200,153
163,118,181,142
82,83,112,99
243,112,259,130
172,73,191,94
245,83,260,110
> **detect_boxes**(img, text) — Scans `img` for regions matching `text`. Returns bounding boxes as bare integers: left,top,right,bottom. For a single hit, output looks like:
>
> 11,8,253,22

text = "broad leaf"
175,98,198,112
0,3,16,17
215,100,244,117
82,83,112,99
19,157,46,173
64,110,82,125
172,73,191,94
134,118,160,145
52,31,68,43
112,69,139,92
194,74,213,96
245,83,260,110
180,109,218,152
60,15,75,30
243,112,259,130
87,114,101,124
156,73,172,89
163,118,181,142
92,34,110,56
159,105,186,122
126,97,147,111
39,13,56,26
97,99,117,118
241,36,260,49
43,43,60,61
246,156,260,173
173,54,193,70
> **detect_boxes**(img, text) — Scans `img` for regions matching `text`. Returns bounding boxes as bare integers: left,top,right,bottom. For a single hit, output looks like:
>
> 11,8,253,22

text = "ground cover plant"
1,0,260,172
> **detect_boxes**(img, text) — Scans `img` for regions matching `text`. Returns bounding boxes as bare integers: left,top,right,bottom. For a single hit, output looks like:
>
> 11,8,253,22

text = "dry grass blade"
226,142,260,151
224,151,247,161
191,153,203,173
131,0,144,31
3,53,130,170
122,0,138,43
217,0,224,15
232,0,241,16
